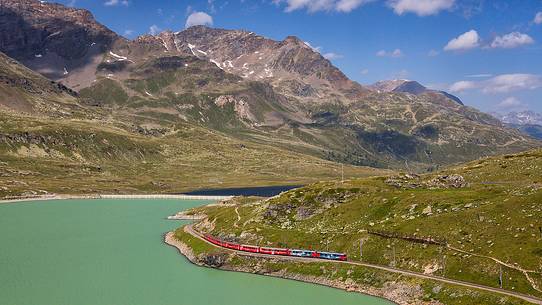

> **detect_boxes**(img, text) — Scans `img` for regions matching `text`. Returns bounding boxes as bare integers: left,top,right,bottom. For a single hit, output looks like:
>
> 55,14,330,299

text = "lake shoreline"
164,230,402,305
0,194,98,204
0,194,232,204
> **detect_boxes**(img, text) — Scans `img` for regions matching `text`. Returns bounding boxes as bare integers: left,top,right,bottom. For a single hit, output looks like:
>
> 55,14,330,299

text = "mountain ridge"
370,79,464,105
0,0,539,171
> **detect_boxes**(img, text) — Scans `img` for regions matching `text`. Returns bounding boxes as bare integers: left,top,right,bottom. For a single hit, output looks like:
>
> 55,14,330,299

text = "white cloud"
376,49,404,58
449,80,477,93
149,25,161,35
360,69,369,75
123,29,134,37
273,0,373,13
104,0,128,6
387,0,454,16
465,74,493,78
490,32,534,49
449,74,542,94
323,52,343,60
483,74,542,94
444,30,480,51
336,0,372,12
185,12,214,28
496,97,524,111
535,12,542,24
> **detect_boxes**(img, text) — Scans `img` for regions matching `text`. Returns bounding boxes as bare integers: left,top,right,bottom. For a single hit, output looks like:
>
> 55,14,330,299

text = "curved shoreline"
164,231,399,305
170,222,542,305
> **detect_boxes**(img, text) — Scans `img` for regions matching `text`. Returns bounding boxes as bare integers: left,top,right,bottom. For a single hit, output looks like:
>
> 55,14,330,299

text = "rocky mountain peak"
0,0,122,85
170,26,367,101
492,111,542,126
282,36,306,46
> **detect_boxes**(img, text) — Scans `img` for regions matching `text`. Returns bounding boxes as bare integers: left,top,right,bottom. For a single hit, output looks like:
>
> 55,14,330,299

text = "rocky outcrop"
386,174,468,189
214,95,255,121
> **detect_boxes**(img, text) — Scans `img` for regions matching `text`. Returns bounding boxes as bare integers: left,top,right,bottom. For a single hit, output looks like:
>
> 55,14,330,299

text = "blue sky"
56,0,542,113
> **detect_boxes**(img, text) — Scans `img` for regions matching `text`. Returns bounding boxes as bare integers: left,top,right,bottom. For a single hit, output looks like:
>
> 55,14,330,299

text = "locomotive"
204,234,347,261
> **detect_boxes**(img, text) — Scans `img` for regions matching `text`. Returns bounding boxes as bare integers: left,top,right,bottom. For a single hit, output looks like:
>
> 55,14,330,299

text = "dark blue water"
181,185,303,197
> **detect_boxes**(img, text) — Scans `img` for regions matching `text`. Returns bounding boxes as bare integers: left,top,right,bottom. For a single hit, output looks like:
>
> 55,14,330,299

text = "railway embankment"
164,227,402,304
167,220,542,305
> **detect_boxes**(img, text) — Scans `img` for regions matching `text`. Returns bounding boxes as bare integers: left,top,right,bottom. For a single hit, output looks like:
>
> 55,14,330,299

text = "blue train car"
317,251,347,261
290,249,315,257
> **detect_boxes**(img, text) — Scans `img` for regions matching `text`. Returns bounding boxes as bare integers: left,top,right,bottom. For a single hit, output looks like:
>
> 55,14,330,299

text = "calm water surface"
181,185,303,197
0,199,392,305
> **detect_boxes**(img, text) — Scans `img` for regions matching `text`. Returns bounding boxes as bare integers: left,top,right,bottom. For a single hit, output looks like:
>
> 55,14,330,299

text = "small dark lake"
181,185,303,197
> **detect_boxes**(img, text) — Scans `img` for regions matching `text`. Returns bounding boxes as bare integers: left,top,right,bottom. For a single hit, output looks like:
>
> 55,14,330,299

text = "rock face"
385,173,468,189
172,26,368,101
0,0,121,84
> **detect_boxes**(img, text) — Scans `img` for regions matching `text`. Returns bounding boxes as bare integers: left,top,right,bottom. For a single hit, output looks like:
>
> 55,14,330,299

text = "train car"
239,245,259,253
316,251,347,261
224,242,240,251
204,234,218,245
290,249,315,258
259,247,290,256
203,234,346,261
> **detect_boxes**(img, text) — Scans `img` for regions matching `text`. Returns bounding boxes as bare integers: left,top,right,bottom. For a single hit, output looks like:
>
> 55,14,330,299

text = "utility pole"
499,265,503,289
442,255,447,277
341,163,344,184
392,246,396,267
359,239,363,261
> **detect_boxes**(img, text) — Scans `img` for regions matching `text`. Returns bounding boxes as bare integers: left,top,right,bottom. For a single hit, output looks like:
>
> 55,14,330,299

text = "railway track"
184,225,542,305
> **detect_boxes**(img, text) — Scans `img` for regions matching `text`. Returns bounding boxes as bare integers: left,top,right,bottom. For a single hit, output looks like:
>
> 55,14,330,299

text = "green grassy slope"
0,111,387,198
186,149,542,302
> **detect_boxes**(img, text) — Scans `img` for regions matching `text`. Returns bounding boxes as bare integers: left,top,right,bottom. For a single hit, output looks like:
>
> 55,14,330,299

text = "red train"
204,234,347,261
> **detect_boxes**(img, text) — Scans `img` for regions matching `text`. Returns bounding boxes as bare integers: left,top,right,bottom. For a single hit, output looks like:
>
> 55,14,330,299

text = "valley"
0,1,541,304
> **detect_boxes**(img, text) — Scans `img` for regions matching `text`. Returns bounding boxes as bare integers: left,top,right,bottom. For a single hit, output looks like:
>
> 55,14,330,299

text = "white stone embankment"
0,194,99,204
100,194,233,200
1,194,233,204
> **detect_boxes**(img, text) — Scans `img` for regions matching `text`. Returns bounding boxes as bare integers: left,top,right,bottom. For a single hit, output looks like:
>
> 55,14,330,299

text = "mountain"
0,0,122,88
370,79,464,105
491,111,542,140
172,26,369,101
491,111,542,126
0,0,539,172
0,50,385,199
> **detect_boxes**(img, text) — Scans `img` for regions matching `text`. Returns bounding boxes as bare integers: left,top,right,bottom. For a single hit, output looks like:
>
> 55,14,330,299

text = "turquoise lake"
0,199,393,305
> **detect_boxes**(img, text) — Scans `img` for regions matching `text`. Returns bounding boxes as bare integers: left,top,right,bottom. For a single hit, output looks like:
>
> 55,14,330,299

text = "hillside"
0,50,385,198
180,149,542,304
0,0,539,171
